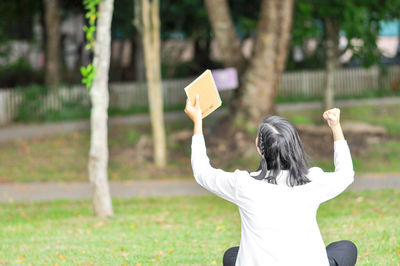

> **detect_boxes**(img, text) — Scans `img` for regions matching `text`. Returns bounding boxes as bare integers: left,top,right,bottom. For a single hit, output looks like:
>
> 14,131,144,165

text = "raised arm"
184,94,203,135
323,108,344,142
184,95,240,203
311,108,355,202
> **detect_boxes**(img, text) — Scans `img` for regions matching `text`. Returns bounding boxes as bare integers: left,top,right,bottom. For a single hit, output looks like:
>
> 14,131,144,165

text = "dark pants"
223,240,358,266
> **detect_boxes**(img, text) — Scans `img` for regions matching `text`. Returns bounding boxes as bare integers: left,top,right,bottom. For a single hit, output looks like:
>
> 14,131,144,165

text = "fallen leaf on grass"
121,252,129,260
129,224,140,229
152,216,165,223
95,222,104,227
216,225,225,231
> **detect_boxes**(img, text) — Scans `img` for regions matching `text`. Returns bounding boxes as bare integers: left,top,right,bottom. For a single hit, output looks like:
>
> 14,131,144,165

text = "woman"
185,94,358,266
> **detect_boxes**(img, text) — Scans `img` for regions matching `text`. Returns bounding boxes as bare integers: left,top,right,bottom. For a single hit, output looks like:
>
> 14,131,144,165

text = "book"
184,69,222,119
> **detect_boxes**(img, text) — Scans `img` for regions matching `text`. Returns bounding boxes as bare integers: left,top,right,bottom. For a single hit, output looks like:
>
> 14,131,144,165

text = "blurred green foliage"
0,0,398,85
14,85,90,122
288,0,400,70
0,59,43,87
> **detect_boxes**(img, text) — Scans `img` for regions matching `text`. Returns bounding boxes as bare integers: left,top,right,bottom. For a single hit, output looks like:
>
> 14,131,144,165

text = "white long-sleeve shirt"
191,134,354,266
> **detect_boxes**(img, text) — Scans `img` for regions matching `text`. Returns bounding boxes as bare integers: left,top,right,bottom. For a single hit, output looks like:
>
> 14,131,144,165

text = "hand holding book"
184,69,223,135
184,70,222,119
185,94,203,135
185,94,202,123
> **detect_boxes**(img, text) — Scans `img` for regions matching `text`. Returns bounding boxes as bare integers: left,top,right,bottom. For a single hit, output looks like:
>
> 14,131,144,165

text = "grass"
0,190,399,265
0,118,195,183
1,104,399,182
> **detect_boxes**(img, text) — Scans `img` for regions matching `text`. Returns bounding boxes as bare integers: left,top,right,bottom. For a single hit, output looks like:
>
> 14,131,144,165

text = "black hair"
252,116,310,187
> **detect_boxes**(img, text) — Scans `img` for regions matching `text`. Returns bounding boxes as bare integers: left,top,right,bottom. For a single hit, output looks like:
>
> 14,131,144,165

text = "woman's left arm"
185,95,240,203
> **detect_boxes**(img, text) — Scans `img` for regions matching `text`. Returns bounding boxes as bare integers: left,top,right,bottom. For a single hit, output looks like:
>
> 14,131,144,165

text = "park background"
0,0,399,265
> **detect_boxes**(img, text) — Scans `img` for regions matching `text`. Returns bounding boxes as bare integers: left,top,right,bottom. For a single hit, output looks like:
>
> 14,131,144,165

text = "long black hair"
252,116,310,187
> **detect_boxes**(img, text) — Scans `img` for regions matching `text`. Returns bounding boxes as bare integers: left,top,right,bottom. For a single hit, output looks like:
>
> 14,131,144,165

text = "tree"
293,0,400,109
160,0,215,76
85,0,114,217
204,0,295,126
134,0,167,167
323,15,340,110
318,1,382,110
43,0,61,89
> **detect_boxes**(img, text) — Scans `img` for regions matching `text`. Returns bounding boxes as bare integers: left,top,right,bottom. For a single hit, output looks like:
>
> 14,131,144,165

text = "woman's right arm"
311,109,355,202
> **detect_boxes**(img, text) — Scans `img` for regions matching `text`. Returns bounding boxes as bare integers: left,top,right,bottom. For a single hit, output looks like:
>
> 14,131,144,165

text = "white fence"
279,66,399,96
0,65,399,125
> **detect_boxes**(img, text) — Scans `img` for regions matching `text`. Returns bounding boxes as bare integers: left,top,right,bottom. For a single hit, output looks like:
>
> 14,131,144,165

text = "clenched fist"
323,108,340,129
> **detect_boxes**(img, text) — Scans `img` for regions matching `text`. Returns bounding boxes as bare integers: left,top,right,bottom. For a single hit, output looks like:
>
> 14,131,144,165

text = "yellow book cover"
184,70,222,118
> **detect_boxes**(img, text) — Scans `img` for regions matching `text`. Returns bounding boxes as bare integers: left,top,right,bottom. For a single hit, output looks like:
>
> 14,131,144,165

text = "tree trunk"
89,0,114,218
205,0,294,127
397,17,400,57
204,0,245,71
323,17,340,110
241,0,294,125
43,0,60,89
194,37,212,70
204,0,246,115
132,33,146,81
138,0,167,167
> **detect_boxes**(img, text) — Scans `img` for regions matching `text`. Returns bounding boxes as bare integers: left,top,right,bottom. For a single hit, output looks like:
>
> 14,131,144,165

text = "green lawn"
0,119,195,183
0,104,399,183
0,190,399,265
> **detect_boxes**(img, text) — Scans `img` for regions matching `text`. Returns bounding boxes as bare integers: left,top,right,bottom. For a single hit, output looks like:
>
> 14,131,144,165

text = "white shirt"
191,134,354,266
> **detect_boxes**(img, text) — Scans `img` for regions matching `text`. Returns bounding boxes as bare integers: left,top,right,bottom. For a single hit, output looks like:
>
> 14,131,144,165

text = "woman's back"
234,169,336,265
185,98,357,266
191,133,354,265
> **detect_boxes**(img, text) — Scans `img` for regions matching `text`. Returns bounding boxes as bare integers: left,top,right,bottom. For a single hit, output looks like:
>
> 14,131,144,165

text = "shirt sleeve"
309,140,355,203
191,134,239,203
